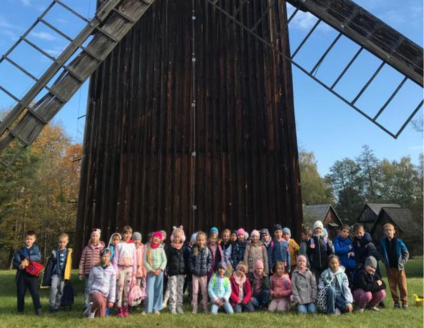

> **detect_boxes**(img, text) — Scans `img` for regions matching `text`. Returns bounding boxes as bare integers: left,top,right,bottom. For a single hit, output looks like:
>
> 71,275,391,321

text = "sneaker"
170,310,177,315
358,308,365,313
394,303,400,309
367,306,380,311
141,311,147,315
154,310,160,315
177,307,184,314
402,304,408,309
335,308,341,316
35,309,43,317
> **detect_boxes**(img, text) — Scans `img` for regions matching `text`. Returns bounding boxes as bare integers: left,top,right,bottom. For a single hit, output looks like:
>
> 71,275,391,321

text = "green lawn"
0,260,422,328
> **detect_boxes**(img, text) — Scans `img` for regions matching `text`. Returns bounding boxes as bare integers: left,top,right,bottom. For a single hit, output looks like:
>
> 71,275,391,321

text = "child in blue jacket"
208,262,233,314
334,224,356,281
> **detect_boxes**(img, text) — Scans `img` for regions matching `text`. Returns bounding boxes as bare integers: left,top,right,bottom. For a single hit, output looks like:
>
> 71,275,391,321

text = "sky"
0,0,422,176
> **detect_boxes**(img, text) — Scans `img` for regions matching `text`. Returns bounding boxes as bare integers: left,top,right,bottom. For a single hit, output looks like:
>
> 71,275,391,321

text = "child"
79,228,105,309
230,262,254,313
143,231,167,314
248,259,270,309
283,227,299,273
231,228,248,269
268,261,292,312
261,228,273,273
48,233,72,313
291,255,317,314
112,225,137,317
270,224,290,273
13,230,43,316
86,248,116,318
334,224,356,281
220,229,233,274
353,224,375,265
299,227,311,267
133,232,147,302
244,230,269,275
166,227,187,314
307,221,333,283
189,232,212,313
230,230,238,244
208,228,224,280
108,232,121,261
379,223,409,309
352,256,386,312
184,232,198,298
208,262,233,315
318,255,353,315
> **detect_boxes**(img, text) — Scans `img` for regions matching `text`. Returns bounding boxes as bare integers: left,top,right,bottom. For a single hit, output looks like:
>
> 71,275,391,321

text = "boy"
299,227,311,267
13,230,42,316
282,227,299,273
112,225,137,317
379,223,409,309
353,224,375,265
270,224,290,273
48,233,72,313
334,225,356,281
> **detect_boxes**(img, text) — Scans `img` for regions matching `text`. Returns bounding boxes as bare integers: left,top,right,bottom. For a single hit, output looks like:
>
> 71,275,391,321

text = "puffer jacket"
352,265,386,292
135,244,147,278
306,235,332,271
166,244,187,276
232,241,247,269
334,235,356,270
291,268,317,305
79,242,105,276
244,242,269,275
189,246,212,276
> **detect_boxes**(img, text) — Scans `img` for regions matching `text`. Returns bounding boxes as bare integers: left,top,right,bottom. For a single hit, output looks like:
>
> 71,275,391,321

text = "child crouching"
248,260,270,309
230,262,255,313
268,261,292,312
291,255,317,314
208,262,233,315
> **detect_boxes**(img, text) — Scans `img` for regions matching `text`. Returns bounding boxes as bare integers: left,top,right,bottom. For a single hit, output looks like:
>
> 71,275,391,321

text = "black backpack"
60,281,74,310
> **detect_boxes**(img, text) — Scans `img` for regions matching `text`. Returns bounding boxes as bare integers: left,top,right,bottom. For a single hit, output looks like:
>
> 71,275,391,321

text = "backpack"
128,284,144,307
60,281,74,310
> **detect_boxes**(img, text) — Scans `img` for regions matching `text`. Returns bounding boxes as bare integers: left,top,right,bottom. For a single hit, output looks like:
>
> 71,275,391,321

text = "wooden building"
303,205,343,239
74,0,303,260
356,203,400,232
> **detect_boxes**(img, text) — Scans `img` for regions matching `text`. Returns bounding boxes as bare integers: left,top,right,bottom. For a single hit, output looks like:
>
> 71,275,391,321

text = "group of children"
13,221,409,317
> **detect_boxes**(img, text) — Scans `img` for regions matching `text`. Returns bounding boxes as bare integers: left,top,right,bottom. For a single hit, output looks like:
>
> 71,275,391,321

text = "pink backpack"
128,284,144,307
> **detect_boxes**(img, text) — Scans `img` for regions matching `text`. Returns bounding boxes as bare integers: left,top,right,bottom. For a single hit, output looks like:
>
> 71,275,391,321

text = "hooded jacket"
318,266,353,304
334,235,356,270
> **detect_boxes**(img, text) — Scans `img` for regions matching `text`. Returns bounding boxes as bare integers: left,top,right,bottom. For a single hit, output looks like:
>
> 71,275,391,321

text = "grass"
0,260,422,328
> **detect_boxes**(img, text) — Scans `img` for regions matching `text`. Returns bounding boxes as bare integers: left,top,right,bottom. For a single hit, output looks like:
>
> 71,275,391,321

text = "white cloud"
32,31,56,41
0,15,20,41
290,12,332,33
19,0,31,6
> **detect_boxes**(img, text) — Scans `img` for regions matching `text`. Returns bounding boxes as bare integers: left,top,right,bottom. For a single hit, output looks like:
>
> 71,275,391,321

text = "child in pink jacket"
269,261,292,312
133,232,147,301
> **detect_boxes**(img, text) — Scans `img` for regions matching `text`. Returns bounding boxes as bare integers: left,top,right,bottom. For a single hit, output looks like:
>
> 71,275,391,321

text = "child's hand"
376,280,383,286
107,302,114,308
310,244,315,249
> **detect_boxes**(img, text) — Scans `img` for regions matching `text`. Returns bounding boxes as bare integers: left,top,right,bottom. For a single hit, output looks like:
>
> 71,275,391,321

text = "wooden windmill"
0,0,421,261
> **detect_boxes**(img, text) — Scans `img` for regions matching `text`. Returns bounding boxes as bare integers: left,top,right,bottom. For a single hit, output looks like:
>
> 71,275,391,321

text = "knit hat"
101,248,111,256
217,261,227,270
236,262,248,273
237,228,246,236
190,232,198,243
260,229,270,238
254,259,264,270
152,231,163,240
251,230,260,238
210,227,219,235
91,228,101,238
170,226,186,242
273,224,283,233
365,256,377,269
313,221,324,230
132,232,142,241
282,227,291,235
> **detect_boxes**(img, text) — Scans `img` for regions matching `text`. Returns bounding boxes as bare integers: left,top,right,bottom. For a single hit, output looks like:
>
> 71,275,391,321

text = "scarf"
171,242,183,250
232,271,246,285
150,242,160,249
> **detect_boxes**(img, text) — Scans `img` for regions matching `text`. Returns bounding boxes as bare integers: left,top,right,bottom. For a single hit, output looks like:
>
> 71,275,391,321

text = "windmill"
0,0,421,261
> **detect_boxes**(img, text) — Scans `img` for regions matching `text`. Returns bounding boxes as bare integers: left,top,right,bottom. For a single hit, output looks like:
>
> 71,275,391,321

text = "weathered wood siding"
74,0,302,260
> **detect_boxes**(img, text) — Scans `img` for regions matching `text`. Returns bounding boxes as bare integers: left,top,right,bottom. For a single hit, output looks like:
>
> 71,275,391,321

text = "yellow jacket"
64,248,73,280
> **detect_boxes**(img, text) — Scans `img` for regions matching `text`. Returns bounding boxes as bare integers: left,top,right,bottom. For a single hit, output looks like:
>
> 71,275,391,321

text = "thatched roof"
373,207,422,237
303,204,343,228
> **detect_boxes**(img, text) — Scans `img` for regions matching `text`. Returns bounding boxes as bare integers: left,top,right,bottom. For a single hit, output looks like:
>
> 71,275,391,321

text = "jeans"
326,286,349,314
16,272,41,313
144,272,164,313
49,275,64,309
233,301,255,313
210,300,234,314
251,290,270,308
298,303,317,314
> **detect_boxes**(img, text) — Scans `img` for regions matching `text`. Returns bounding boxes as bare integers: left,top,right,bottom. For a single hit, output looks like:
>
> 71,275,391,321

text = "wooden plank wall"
74,0,303,261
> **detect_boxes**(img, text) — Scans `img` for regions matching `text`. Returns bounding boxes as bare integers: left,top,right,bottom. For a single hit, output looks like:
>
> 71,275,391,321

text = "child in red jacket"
230,262,255,313
268,261,292,312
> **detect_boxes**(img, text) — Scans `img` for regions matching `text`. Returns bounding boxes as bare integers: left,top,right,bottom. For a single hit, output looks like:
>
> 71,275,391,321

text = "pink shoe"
123,306,129,317
116,307,125,318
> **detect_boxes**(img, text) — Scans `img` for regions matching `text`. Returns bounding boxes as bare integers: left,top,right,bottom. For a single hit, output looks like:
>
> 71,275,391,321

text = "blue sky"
0,0,422,175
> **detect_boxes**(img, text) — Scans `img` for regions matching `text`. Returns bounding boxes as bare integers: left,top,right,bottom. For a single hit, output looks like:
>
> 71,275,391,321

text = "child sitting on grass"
208,262,233,315
268,261,292,313
230,262,254,313
248,259,270,309
291,255,317,314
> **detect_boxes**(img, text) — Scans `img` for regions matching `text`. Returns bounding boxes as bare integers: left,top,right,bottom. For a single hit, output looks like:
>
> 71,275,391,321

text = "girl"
271,224,290,273
79,229,105,309
282,227,300,273
208,229,223,280
307,221,333,283
268,261,292,312
208,262,233,315
107,232,121,261
248,260,270,309
86,248,116,318
231,228,248,269
352,256,386,312
143,231,167,314
133,232,147,302
189,232,212,313
166,227,187,314
112,226,137,317
318,255,353,315
220,229,233,275
244,230,269,275
230,230,238,244
230,262,254,313
291,255,317,314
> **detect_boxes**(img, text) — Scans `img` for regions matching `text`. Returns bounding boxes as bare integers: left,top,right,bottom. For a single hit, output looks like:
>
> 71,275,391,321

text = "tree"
299,151,333,205
356,145,381,202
